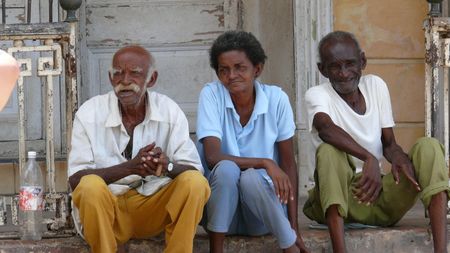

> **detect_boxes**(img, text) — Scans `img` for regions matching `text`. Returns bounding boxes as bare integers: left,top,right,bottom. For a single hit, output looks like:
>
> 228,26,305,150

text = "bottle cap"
27,151,37,158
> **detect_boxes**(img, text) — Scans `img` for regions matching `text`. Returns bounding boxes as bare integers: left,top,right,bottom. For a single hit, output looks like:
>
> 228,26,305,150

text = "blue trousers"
205,160,297,249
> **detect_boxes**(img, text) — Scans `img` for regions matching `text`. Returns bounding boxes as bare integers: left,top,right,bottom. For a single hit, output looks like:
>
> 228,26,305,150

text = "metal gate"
0,0,79,237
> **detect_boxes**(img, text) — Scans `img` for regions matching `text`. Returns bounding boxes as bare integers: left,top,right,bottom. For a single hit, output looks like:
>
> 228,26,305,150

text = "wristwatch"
163,162,174,177
167,162,174,173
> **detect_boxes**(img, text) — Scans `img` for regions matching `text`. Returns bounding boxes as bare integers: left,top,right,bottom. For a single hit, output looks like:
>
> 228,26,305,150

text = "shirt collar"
104,89,158,128
224,87,234,109
145,91,163,123
223,80,269,115
105,91,121,127
253,81,269,115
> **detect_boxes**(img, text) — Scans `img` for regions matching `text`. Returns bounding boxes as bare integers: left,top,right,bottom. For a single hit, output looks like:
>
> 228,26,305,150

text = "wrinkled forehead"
321,39,360,63
112,49,151,70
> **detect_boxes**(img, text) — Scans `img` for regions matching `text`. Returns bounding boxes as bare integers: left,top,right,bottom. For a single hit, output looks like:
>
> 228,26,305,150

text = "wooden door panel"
85,1,226,47
80,0,240,131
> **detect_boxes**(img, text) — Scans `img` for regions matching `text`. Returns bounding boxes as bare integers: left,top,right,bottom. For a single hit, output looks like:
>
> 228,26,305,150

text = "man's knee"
316,143,351,175
413,137,441,152
75,174,107,191
317,142,342,154
174,170,211,200
410,137,443,160
317,143,347,163
410,137,445,171
72,174,111,206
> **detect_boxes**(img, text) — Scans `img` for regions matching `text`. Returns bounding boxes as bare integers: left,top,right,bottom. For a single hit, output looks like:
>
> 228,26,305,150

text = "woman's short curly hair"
209,30,267,72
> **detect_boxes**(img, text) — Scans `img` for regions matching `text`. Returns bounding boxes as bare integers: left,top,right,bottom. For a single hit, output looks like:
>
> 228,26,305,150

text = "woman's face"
216,50,263,96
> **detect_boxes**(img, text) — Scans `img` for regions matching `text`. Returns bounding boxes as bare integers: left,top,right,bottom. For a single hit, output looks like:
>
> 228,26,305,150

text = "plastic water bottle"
19,151,44,240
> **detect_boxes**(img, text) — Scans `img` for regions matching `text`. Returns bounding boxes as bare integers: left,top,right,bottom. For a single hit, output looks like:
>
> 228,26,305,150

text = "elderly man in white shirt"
68,45,210,253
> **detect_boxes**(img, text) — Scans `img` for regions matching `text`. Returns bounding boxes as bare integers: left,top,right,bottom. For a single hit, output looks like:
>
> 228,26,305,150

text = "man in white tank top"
303,31,449,253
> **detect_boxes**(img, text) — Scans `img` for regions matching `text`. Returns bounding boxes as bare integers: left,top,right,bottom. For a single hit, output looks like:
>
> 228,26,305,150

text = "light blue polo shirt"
196,80,296,173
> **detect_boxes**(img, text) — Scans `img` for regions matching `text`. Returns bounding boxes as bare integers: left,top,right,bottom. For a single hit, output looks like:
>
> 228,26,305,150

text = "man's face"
318,39,366,95
109,50,150,107
216,50,262,95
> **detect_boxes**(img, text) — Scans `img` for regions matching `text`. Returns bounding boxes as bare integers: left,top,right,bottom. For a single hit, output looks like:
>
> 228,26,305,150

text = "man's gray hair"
109,53,156,84
317,31,362,63
145,58,156,84
147,53,156,76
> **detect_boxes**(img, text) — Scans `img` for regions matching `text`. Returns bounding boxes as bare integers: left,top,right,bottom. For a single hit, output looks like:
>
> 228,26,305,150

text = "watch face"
168,162,174,172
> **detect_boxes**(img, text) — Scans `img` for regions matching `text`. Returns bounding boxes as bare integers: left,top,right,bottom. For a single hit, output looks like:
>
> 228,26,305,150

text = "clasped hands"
352,153,421,205
130,142,169,177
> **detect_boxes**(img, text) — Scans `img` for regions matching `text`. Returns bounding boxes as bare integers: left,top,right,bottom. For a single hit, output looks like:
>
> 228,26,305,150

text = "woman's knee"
209,160,241,186
239,169,267,200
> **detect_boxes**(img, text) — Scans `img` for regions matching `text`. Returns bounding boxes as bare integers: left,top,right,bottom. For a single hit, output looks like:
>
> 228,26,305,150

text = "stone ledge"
0,201,445,252
0,225,445,253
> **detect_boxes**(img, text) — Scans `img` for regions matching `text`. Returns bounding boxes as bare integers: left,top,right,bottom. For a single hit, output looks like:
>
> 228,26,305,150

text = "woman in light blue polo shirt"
196,31,309,253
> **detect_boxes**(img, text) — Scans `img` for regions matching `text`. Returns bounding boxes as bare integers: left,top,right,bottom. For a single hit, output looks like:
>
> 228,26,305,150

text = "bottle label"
19,186,44,211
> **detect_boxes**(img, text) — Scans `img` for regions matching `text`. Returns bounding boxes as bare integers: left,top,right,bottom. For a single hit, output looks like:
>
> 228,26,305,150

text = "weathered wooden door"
79,0,242,131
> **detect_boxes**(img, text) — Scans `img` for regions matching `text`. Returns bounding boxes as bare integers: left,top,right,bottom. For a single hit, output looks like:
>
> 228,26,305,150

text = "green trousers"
303,137,450,226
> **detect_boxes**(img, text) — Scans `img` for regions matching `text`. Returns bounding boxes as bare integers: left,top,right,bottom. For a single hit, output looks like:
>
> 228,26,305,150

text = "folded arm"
202,136,268,170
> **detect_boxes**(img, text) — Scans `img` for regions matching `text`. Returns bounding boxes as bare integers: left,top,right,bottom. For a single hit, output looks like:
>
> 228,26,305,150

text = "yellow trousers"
72,170,210,253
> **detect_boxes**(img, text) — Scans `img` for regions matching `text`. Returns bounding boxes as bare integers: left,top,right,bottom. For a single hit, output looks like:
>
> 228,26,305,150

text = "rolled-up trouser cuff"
420,181,450,208
278,227,297,249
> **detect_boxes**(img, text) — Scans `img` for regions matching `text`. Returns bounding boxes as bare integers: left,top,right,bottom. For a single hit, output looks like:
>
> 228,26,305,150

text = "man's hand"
353,155,382,205
264,159,293,204
380,128,420,192
391,151,421,191
129,143,156,176
142,146,169,177
130,143,168,177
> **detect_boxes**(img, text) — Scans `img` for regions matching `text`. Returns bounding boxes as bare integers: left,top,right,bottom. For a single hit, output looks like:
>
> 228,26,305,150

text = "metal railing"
0,1,80,237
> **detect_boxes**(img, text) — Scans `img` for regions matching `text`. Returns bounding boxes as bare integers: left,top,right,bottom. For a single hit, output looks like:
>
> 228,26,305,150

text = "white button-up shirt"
68,89,203,235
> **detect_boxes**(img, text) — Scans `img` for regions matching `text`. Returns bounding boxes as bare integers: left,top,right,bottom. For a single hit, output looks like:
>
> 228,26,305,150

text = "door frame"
293,0,333,190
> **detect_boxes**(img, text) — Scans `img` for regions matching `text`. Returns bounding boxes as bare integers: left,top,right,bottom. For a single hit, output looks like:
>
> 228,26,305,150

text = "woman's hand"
263,159,293,204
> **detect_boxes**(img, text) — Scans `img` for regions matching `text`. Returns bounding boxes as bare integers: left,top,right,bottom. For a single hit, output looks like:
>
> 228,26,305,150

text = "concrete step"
0,201,447,253
0,225,443,253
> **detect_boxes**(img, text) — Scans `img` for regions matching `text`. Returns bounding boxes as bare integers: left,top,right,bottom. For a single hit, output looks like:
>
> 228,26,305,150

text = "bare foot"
295,236,310,253
117,244,126,253
283,244,300,253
